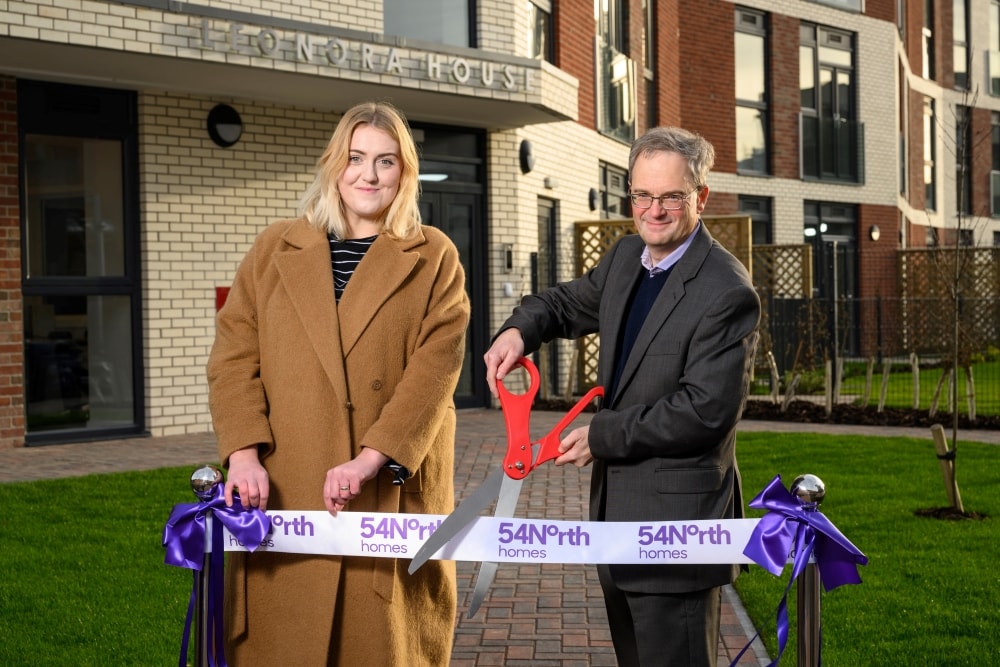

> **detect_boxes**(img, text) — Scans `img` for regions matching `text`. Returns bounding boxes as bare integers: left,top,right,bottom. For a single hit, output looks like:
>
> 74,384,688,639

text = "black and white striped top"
329,234,377,302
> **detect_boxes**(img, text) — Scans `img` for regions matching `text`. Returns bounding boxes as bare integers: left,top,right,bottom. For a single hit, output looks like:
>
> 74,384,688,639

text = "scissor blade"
466,474,524,617
408,468,505,574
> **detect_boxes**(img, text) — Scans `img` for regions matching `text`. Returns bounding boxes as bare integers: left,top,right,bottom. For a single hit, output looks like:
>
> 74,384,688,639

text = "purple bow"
729,475,868,667
162,484,270,667
743,474,868,590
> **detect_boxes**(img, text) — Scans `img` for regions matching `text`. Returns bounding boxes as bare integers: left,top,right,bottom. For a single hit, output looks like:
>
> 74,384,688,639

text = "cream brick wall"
2,1,566,112
139,92,335,435
477,0,527,56
486,123,632,390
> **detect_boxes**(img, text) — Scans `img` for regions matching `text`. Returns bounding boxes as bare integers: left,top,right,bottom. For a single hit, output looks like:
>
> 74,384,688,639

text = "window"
739,195,773,245
922,0,935,80
597,0,626,51
991,112,1000,216
958,229,974,246
642,0,657,128
955,106,971,215
595,0,636,143
383,0,472,48
800,23,862,182
992,2,1000,96
527,1,553,62
924,97,936,210
735,8,768,175
803,201,857,241
926,226,939,247
953,0,969,90
19,80,145,443
599,162,629,219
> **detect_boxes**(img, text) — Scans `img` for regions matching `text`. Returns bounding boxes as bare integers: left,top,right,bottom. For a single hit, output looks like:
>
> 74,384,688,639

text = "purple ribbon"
162,485,270,667
743,475,868,590
729,475,868,667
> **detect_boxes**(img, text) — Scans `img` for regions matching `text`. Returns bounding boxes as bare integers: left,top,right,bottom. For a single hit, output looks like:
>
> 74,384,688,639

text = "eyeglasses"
628,189,699,210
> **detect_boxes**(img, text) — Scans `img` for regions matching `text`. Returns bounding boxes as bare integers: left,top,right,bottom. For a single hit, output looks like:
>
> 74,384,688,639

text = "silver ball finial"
190,465,224,501
790,474,825,508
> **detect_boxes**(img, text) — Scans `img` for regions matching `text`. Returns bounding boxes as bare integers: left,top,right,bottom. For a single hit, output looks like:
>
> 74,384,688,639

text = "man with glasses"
485,126,761,666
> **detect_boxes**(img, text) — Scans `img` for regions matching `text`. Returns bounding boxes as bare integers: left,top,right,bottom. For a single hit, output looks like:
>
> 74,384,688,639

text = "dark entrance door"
18,80,144,444
413,125,488,408
419,191,487,408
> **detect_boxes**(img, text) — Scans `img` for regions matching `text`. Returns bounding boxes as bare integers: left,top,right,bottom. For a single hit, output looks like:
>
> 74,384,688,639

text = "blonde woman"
208,101,470,666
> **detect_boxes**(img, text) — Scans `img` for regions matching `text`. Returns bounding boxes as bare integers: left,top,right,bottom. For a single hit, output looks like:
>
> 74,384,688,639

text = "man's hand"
554,425,594,468
225,446,270,510
483,328,526,396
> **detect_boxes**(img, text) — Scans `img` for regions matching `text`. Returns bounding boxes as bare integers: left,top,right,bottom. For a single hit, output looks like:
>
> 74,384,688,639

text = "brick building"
0,0,997,447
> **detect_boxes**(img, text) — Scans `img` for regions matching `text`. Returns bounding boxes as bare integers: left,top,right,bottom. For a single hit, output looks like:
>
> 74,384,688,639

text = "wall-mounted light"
519,139,535,174
501,243,514,273
207,103,243,148
588,188,599,211
869,225,881,241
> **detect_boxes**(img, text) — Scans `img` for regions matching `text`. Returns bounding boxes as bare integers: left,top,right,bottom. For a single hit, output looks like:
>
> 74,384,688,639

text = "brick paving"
7,411,995,665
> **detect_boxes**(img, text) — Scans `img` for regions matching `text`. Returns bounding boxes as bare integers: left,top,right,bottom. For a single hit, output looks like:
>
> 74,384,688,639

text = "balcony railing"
800,113,865,184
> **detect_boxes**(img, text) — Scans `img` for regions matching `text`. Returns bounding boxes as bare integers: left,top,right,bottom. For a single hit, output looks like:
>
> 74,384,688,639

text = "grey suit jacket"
502,223,761,594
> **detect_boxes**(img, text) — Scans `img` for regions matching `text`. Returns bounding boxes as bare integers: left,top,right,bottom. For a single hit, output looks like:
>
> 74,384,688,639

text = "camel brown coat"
207,218,470,666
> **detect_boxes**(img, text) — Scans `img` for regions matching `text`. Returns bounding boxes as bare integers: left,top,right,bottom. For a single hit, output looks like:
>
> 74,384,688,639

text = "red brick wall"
904,0,925,77
705,191,737,217
908,87,926,211
0,76,24,449
970,107,993,219
678,0,734,174
554,1,596,131
864,0,897,23
771,14,800,181
858,204,899,297
654,1,681,126
939,0,954,89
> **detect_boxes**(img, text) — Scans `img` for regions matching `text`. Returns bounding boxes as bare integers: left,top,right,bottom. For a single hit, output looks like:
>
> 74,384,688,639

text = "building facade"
1,0,997,447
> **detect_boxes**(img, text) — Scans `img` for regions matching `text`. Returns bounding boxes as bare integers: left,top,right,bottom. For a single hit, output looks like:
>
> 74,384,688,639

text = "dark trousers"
597,564,721,667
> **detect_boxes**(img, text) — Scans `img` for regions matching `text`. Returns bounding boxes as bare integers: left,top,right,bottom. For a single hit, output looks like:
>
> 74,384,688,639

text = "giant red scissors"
408,356,603,617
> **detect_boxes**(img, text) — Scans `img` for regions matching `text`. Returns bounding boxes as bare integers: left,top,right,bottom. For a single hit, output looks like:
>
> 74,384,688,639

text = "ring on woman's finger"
340,485,350,491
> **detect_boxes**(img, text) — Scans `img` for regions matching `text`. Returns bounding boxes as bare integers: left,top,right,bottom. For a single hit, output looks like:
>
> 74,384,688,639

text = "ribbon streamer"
162,487,270,667
733,475,868,666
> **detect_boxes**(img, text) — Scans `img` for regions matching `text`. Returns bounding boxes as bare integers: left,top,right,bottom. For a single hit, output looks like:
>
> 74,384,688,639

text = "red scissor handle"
497,358,539,479
498,357,604,480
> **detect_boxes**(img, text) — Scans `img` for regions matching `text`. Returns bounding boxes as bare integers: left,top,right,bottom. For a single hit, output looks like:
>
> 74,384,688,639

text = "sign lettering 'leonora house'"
197,18,536,93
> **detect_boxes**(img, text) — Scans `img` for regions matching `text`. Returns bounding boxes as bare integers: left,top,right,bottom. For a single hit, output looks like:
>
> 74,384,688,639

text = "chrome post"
790,474,825,667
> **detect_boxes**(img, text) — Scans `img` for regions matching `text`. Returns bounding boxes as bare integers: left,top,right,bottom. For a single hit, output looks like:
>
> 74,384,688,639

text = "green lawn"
0,431,996,665
734,432,998,665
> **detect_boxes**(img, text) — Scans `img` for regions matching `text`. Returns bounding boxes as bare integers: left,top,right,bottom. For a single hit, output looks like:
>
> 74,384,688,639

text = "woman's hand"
225,446,270,510
324,447,390,515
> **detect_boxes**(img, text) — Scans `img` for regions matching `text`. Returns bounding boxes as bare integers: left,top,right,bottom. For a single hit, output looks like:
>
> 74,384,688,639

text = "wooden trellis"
898,247,1000,361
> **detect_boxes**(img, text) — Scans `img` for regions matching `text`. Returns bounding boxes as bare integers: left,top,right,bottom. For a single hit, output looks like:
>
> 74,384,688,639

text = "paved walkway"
4,411,996,665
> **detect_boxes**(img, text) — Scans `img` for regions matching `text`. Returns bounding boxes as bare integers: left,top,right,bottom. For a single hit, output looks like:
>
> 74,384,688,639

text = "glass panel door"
19,81,143,443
